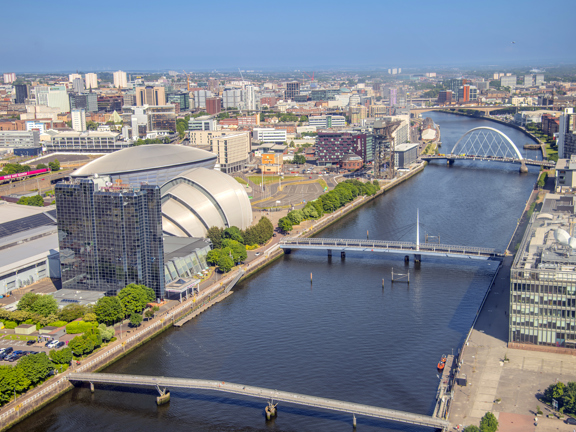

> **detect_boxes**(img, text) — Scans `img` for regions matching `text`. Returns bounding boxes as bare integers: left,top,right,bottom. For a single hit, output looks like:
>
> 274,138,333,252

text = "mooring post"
353,413,357,428
327,249,332,257
341,251,346,259
90,382,94,393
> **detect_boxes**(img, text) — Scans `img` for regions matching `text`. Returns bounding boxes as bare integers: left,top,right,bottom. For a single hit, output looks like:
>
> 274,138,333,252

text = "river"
13,113,540,432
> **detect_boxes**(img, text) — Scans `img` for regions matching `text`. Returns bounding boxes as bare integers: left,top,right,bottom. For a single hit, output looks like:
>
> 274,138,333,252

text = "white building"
25,121,46,133
72,77,85,93
192,90,212,109
188,116,216,131
244,85,257,111
3,73,16,84
252,128,287,143
113,70,128,88
309,115,346,128
189,130,227,146
222,89,242,109
69,73,82,82
85,73,98,89
71,109,87,132
46,86,70,113
558,108,575,159
500,75,517,89
209,132,251,173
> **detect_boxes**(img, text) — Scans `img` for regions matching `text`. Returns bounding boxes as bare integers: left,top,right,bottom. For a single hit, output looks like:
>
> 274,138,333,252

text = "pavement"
449,255,576,432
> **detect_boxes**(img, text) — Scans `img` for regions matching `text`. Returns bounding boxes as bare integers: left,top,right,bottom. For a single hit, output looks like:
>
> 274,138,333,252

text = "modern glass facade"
56,180,165,298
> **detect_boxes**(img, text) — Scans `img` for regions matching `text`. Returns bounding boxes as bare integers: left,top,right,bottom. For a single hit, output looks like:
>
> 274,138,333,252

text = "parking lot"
0,337,65,364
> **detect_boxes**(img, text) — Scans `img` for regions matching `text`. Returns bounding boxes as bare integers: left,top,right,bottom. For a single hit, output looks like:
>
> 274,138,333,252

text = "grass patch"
248,175,300,185
2,334,36,341
234,177,248,186
317,179,328,189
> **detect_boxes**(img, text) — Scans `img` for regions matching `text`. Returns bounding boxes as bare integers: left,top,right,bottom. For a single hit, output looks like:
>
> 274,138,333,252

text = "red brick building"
542,113,560,137
206,97,221,115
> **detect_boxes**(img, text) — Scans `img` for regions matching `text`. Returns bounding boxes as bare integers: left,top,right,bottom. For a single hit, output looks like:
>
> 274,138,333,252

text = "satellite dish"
94,173,99,179
555,229,571,246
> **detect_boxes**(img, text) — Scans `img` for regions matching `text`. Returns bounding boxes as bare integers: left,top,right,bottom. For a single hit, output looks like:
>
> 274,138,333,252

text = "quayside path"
68,372,450,431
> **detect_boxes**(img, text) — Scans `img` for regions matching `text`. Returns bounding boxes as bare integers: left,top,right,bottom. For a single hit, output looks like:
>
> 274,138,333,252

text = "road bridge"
421,154,554,168
279,237,503,261
68,372,450,430
410,105,551,116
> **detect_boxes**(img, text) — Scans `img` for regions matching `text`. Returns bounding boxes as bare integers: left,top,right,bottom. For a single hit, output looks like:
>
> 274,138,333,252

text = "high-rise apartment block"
500,75,517,89
56,179,165,297
69,73,82,82
136,86,166,106
69,92,98,113
113,70,128,88
316,132,369,165
72,77,85,93
14,84,28,104
192,90,212,109
285,82,300,100
71,109,87,132
206,97,221,115
209,132,251,174
558,108,576,159
85,73,98,89
167,92,189,110
3,73,16,84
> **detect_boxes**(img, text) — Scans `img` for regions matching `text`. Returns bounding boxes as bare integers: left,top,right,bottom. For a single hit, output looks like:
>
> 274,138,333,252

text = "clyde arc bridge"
419,126,554,171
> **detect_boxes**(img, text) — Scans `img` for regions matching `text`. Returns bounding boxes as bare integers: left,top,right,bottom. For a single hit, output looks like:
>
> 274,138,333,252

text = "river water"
14,113,540,432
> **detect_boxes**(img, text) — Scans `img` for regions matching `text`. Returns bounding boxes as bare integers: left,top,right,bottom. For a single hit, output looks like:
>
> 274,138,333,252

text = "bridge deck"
421,154,554,167
279,238,502,260
68,373,449,430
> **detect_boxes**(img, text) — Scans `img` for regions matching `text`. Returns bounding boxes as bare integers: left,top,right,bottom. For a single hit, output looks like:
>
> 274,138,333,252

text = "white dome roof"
161,168,252,237
72,144,217,177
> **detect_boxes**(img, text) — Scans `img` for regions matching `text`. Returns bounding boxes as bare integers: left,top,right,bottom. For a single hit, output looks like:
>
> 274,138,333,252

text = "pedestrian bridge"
279,237,503,261
68,373,450,430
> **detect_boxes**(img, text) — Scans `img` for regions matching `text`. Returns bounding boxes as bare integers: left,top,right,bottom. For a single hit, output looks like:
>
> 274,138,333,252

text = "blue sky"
3,0,575,72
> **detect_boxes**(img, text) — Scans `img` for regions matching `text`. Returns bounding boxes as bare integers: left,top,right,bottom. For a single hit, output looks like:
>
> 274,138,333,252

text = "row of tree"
278,179,380,232
206,239,247,273
0,353,55,405
543,381,576,415
207,217,274,249
94,284,155,325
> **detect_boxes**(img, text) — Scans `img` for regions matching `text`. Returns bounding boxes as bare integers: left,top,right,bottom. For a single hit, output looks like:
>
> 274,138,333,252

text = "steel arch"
451,127,524,160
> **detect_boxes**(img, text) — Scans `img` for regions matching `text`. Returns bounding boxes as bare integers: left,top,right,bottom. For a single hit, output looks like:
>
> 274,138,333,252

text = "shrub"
47,321,68,328
65,321,96,334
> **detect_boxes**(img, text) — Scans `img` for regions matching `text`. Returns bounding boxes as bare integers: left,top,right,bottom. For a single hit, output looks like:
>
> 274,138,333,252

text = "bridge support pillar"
90,382,94,393
341,251,346,259
156,390,170,405
265,401,277,420
404,255,410,264
353,413,357,428
519,160,528,173
284,248,291,254
414,254,421,264
327,249,332,257
447,159,455,166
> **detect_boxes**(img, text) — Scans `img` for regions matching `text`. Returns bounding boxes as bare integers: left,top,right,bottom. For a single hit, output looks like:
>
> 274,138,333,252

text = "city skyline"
2,0,575,72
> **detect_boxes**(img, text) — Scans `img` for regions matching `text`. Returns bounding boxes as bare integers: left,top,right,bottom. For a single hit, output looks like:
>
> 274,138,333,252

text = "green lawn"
317,179,328,190
3,334,36,341
234,177,248,186
248,175,301,185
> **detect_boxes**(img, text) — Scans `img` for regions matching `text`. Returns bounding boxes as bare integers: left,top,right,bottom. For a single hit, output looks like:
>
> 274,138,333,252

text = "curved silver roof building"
71,144,217,187
161,168,252,237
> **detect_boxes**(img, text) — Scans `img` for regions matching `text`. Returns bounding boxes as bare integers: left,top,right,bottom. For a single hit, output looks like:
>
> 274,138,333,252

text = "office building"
394,143,418,168
285,82,300,100
244,85,257,111
555,155,576,190
310,89,340,101
209,132,251,173
0,202,60,296
309,115,346,129
0,130,40,149
69,92,98,113
56,179,165,297
46,131,125,152
47,86,70,113
113,70,127,88
71,109,87,132
136,86,166,106
85,73,98,89
206,97,221,115
189,116,216,131
167,92,189,111
500,75,517,89
72,77,85,93
192,90,212,109
558,108,576,159
438,90,453,104
222,88,243,109
252,128,287,143
14,84,28,104
146,105,176,132
457,85,477,102
25,121,46,133
3,73,16,84
315,132,368,166
509,193,576,352
389,88,397,106
189,130,226,146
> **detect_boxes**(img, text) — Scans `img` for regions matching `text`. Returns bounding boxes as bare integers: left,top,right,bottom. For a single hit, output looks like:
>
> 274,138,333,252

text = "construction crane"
303,71,315,82
182,70,190,92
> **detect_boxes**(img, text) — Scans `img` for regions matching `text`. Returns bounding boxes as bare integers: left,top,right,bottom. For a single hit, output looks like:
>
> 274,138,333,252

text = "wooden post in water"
310,272,313,283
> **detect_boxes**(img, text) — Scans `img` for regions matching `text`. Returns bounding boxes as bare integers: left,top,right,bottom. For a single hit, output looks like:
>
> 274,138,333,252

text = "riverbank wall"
0,163,427,431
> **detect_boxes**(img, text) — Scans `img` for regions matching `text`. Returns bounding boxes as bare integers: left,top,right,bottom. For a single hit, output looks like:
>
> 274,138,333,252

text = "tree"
36,163,48,170
69,336,88,356
292,154,307,164
479,412,498,432
49,347,73,365
29,295,58,317
94,296,124,325
130,313,143,327
217,254,234,273
97,323,115,341
17,195,44,207
83,312,97,323
17,292,39,312
223,226,244,243
463,427,480,432
59,304,86,322
86,121,98,131
17,353,54,385
222,239,247,263
278,217,293,233
118,284,149,317
0,366,30,403
48,159,60,171
206,249,221,266
207,226,224,249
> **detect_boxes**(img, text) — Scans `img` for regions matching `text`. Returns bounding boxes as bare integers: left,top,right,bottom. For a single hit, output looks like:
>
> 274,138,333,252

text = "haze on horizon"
2,0,574,73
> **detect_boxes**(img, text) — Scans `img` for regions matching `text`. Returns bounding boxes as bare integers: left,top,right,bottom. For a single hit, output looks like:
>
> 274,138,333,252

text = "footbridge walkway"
68,373,450,430
279,237,503,261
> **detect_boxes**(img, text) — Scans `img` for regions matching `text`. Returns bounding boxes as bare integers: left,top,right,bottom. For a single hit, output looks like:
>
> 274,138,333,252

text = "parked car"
255,252,261,256
56,341,65,348
0,347,13,358
565,417,576,425
6,350,24,362
26,339,35,346
46,340,59,349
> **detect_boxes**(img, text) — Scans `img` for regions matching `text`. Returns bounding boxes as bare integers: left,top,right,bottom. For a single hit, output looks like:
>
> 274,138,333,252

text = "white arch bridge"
420,127,554,171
